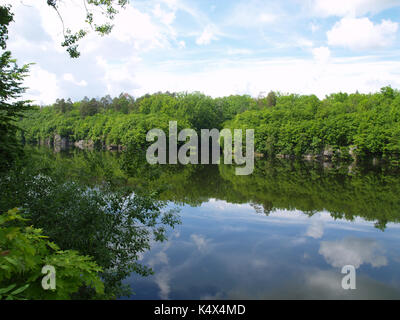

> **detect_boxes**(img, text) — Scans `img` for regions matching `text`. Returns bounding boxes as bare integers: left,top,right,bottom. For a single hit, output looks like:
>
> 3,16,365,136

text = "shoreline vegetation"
18,87,400,165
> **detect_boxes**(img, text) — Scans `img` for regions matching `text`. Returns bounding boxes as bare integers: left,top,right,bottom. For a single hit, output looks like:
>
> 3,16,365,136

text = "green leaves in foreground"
0,208,104,300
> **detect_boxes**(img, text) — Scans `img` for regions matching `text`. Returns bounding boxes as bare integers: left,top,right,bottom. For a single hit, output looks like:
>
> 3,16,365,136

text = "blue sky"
3,0,400,104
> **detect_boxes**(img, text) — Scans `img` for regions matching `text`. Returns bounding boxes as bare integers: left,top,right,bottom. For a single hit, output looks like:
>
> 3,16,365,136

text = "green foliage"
266,91,277,107
0,5,12,49
17,91,261,152
54,98,73,114
0,5,31,170
17,86,400,160
257,91,277,108
225,88,400,158
0,156,181,298
0,208,104,300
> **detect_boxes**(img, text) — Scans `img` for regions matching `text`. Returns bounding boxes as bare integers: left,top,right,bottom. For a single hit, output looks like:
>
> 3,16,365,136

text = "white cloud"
153,3,176,26
63,73,87,87
224,2,280,28
327,17,398,51
306,270,343,292
154,270,171,299
312,46,331,63
190,234,210,253
18,0,175,52
306,220,324,239
310,0,400,17
133,55,400,99
196,25,218,45
148,241,172,268
319,237,388,268
111,6,171,50
5,0,179,103
95,56,140,95
4,0,400,105
160,0,179,10
25,65,61,105
178,40,186,49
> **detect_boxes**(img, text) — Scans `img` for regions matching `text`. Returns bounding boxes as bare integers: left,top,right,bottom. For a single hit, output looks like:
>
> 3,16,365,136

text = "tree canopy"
0,5,31,169
18,87,400,161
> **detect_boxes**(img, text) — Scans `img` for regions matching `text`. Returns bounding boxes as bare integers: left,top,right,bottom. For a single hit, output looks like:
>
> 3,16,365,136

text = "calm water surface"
34,148,400,299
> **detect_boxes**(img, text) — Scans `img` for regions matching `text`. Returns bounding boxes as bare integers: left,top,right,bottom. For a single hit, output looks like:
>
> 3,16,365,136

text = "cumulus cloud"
95,56,140,95
111,5,173,50
25,65,61,105
327,17,398,51
319,237,388,269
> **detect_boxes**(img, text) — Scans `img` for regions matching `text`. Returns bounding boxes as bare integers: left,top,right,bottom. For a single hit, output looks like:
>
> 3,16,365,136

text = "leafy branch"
47,0,129,58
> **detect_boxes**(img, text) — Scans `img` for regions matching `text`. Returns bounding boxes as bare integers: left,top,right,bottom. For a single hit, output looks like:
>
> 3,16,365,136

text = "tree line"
19,87,400,161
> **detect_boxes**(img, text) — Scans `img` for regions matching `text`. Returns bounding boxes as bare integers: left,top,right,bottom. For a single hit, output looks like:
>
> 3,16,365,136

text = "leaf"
0,283,16,294
4,256,18,266
10,284,29,295
46,241,59,251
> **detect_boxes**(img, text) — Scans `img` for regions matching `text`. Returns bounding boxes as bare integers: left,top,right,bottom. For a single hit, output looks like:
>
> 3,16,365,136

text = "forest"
18,87,400,161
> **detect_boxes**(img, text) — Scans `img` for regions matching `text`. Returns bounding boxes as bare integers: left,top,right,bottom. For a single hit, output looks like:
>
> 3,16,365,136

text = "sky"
3,0,400,105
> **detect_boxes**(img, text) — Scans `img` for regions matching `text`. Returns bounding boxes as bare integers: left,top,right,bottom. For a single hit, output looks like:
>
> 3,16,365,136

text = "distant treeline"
18,87,400,159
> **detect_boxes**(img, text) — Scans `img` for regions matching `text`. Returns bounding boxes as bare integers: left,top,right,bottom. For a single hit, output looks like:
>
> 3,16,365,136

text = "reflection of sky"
123,199,400,300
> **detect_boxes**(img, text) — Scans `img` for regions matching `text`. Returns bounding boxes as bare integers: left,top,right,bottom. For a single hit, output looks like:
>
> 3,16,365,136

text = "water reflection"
127,202,400,299
25,147,400,299
319,238,388,269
